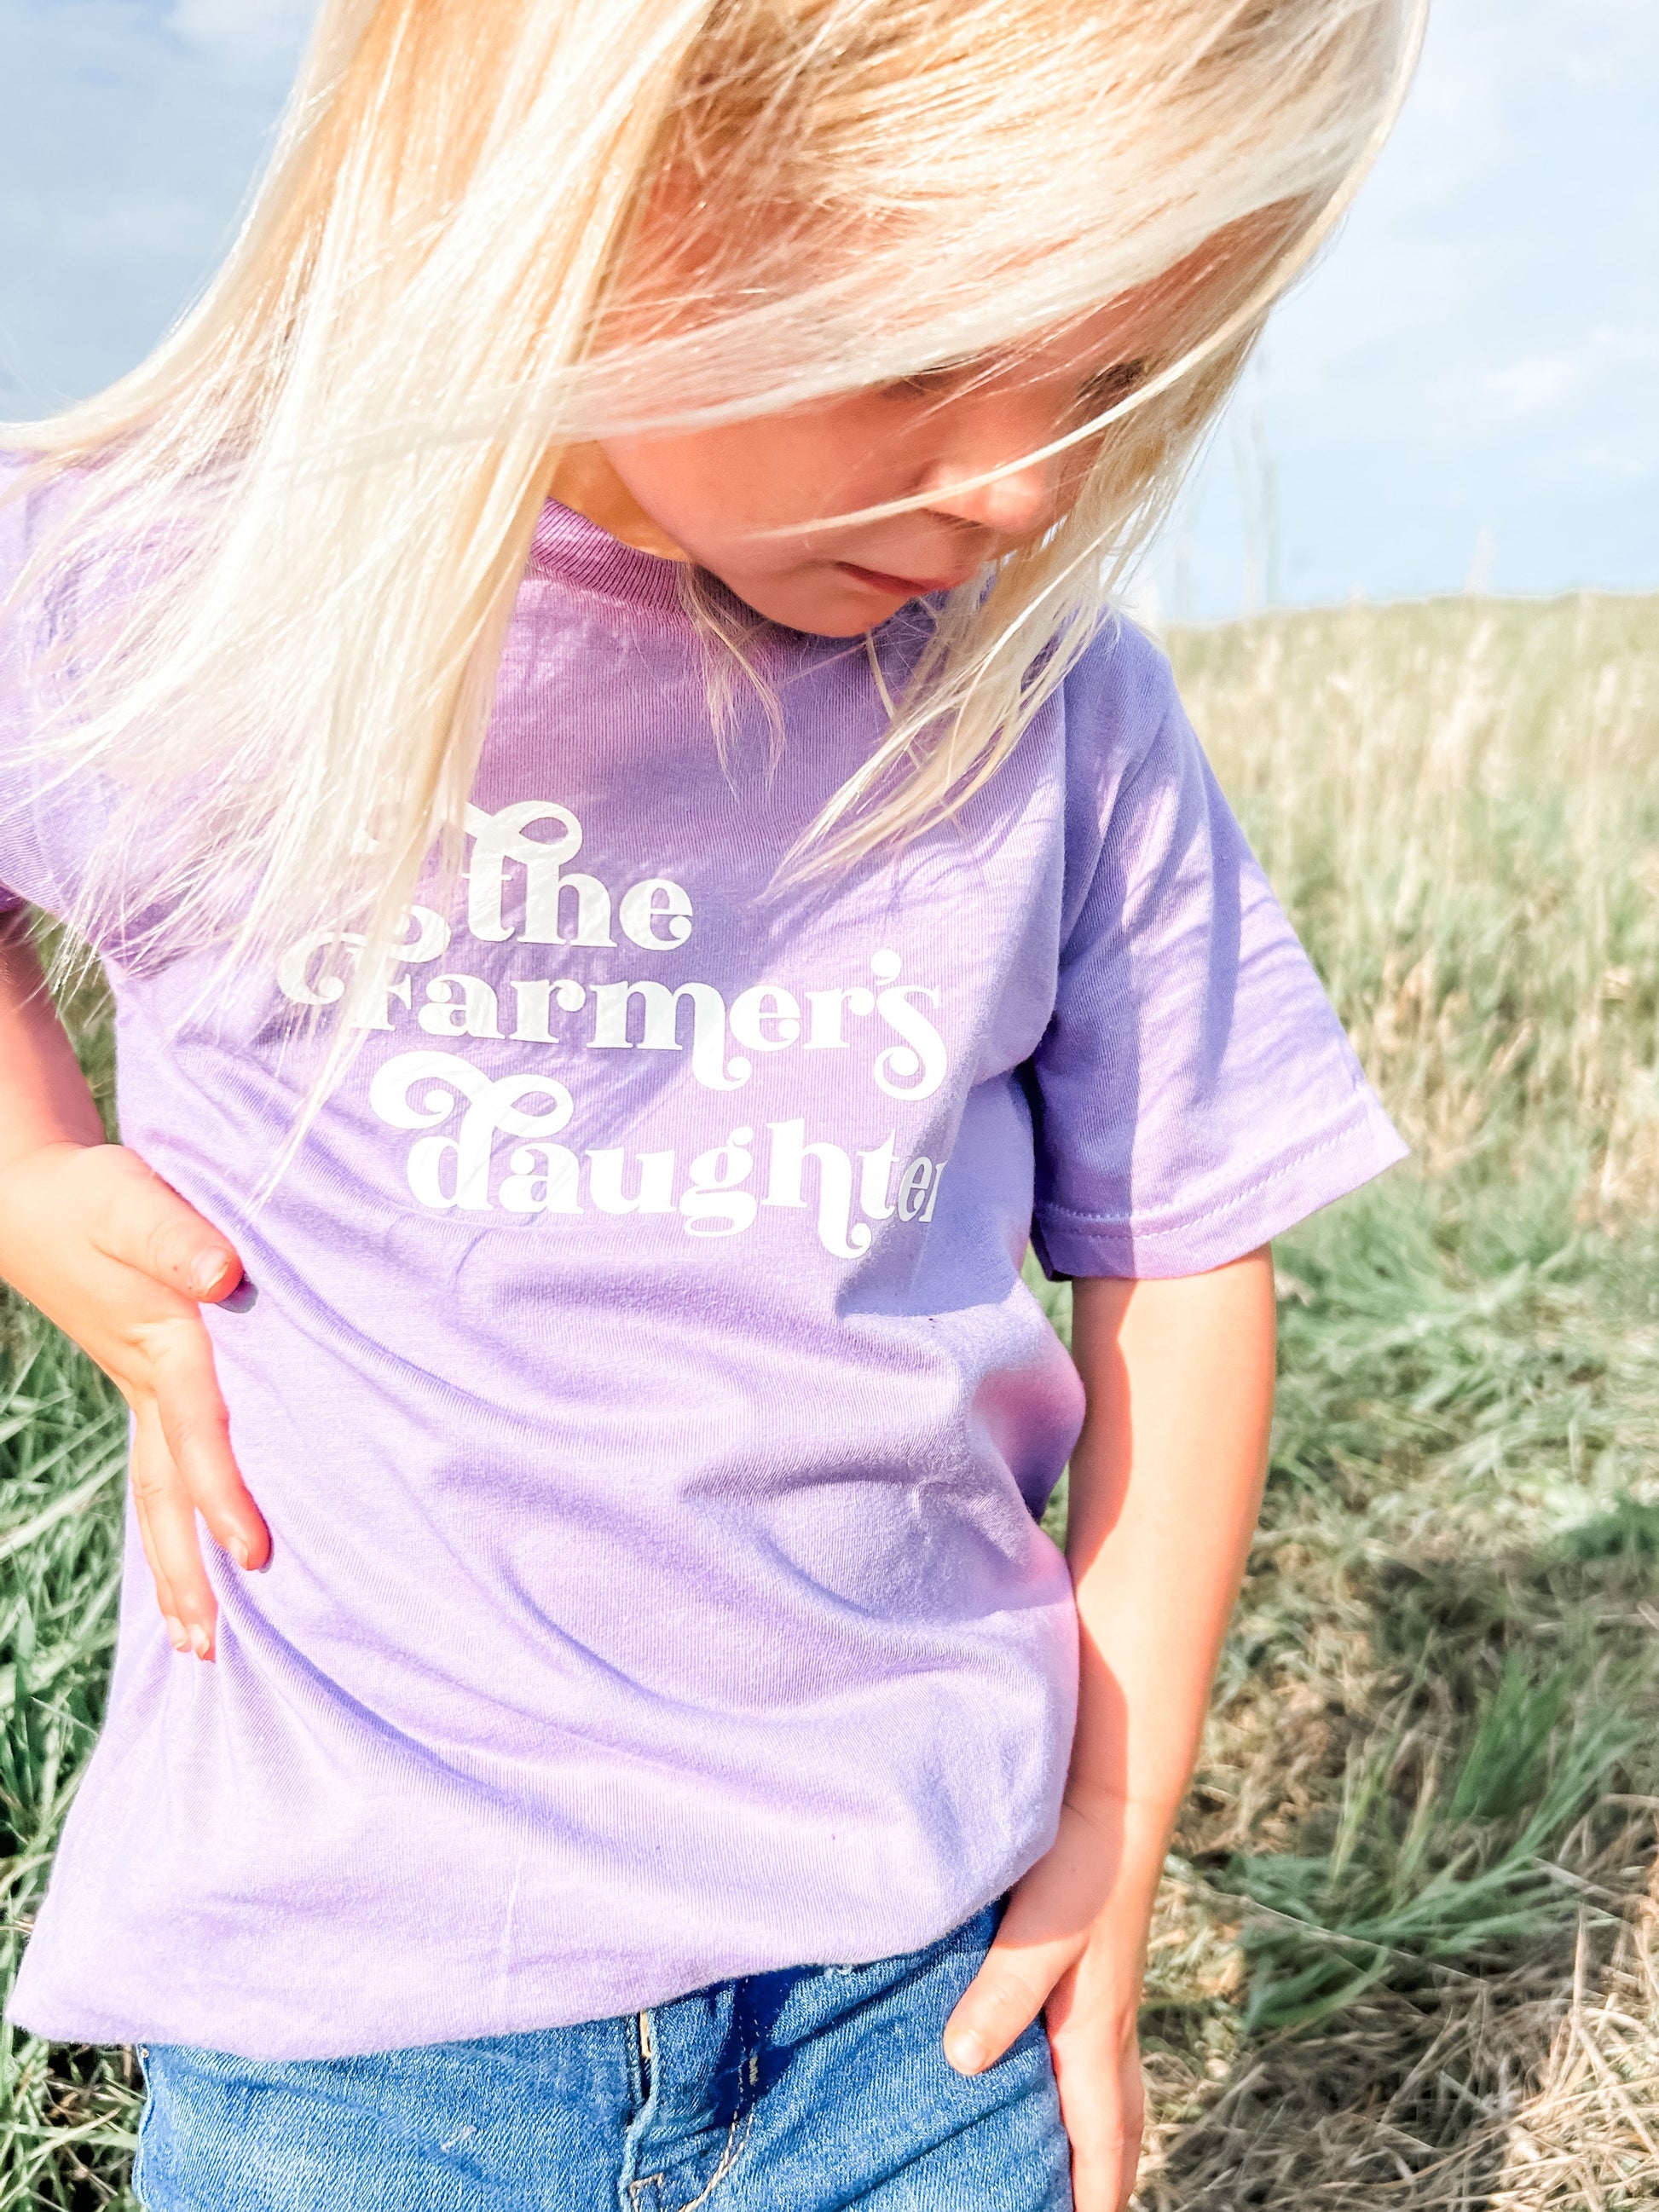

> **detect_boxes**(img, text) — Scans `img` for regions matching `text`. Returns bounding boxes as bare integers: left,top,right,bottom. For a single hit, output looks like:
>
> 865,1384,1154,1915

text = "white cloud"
1,186,227,266
1488,355,1583,419
168,0,315,72
1487,329,1659,428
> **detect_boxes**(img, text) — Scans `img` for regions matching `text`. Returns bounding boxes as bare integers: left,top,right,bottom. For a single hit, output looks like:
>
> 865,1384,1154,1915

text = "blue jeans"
133,1906,1071,2210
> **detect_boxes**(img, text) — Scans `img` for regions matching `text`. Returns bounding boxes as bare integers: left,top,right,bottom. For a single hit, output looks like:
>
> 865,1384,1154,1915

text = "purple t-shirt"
1,481,1404,2059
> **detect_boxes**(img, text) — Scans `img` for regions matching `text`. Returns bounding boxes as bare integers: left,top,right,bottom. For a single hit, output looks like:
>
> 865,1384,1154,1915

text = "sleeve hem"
1032,1106,1410,1281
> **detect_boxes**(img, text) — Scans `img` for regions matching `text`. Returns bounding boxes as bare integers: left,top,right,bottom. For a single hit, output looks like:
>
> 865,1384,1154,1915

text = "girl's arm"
945,1251,1276,2212
0,910,269,1655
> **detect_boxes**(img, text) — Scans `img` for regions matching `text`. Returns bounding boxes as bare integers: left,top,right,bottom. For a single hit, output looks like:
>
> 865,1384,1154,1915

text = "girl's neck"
548,444,691,563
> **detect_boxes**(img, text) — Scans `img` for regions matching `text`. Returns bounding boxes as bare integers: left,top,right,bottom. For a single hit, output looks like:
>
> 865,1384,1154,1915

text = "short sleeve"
1028,675,1407,1279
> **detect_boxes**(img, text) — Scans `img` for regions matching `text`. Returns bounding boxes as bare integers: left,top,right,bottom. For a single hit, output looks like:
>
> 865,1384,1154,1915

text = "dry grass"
3,590,1659,2207
1138,1890,1659,2209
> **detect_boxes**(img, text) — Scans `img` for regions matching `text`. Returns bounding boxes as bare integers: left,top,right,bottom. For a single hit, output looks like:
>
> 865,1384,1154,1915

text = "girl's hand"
0,1139,270,1660
943,1783,1164,2212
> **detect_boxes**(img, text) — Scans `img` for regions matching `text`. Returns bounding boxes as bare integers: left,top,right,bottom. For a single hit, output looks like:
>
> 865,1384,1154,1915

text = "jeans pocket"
130,2066,161,2209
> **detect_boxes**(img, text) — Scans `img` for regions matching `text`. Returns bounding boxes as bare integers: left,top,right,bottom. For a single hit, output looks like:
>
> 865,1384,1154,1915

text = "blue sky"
2,0,1653,617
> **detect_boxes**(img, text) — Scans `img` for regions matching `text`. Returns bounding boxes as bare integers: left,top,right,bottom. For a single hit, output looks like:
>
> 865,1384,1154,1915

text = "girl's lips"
836,560,969,598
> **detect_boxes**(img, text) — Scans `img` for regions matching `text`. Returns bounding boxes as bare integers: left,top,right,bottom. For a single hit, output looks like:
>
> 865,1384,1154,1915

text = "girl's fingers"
88,1147,244,1302
1049,2017,1144,2212
130,1403,216,1659
142,1316,271,1574
943,1926,1075,2075
129,1421,188,1651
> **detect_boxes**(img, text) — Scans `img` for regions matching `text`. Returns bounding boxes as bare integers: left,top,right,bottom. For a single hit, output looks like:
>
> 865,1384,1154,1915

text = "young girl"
0,2,1420,2204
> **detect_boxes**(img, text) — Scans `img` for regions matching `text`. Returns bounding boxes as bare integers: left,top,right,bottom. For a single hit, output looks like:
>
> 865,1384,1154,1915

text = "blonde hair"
4,0,1425,1022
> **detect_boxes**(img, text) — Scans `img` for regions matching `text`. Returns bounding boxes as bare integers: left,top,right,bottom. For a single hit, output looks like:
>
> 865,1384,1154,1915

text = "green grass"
5,591,1659,2207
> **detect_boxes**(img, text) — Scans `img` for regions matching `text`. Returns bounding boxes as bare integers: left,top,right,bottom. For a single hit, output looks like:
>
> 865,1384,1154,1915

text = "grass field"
3,592,1659,2207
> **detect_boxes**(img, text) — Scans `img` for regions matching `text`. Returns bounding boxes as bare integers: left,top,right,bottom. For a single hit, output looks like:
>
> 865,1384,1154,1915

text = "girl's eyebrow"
1078,359,1147,402
888,352,1147,401
884,354,997,393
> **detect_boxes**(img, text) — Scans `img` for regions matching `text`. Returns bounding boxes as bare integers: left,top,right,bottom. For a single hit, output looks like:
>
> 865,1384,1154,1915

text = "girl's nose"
916,446,1061,540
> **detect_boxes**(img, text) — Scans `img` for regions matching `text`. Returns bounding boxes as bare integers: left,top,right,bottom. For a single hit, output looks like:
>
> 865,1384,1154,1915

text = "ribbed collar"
526,498,688,615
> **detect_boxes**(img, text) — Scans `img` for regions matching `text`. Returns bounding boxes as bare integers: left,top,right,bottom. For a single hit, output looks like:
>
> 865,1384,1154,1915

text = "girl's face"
555,301,1153,637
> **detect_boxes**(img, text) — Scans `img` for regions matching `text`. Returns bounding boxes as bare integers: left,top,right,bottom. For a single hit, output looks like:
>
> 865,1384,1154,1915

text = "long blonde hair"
3,0,1425,1018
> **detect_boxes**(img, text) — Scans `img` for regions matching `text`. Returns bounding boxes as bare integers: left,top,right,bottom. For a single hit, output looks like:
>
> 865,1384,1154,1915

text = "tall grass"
3,592,1659,2208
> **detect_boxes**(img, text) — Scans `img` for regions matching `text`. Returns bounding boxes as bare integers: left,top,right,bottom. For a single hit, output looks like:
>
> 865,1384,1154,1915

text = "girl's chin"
710,568,905,638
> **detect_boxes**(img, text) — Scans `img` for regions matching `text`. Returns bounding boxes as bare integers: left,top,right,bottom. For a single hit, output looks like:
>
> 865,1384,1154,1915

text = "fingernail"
945,2032,988,2076
230,1537,252,1571
165,1616,189,1654
190,1250,232,1297
188,1625,213,1660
